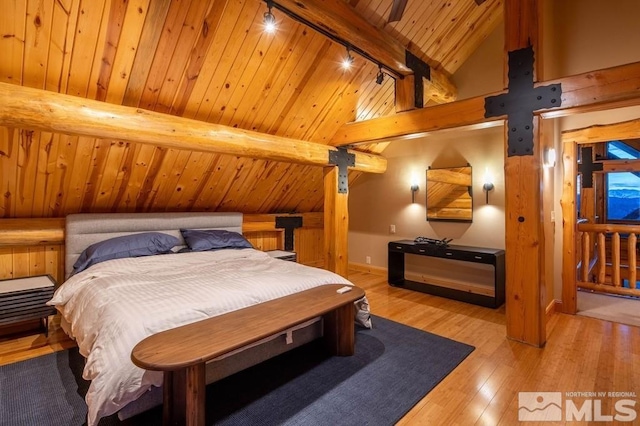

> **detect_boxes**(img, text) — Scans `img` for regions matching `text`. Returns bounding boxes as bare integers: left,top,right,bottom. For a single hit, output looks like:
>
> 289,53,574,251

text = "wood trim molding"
545,299,562,323
0,83,386,174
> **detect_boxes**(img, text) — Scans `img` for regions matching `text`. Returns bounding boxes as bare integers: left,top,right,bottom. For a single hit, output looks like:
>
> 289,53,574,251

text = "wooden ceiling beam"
0,83,386,174
331,60,640,146
561,117,640,144
272,0,457,104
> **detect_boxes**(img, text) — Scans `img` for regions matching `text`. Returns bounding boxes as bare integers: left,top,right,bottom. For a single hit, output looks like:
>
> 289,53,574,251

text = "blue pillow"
73,232,179,274
180,229,253,252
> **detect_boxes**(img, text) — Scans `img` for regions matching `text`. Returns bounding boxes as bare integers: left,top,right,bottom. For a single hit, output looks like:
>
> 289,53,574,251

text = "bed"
48,212,371,426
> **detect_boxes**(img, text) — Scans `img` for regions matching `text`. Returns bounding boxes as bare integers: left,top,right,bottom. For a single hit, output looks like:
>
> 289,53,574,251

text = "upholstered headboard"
65,212,243,279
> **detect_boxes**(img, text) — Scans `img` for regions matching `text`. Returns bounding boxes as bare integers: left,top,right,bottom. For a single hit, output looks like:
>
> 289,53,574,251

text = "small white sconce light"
543,147,557,168
483,167,494,204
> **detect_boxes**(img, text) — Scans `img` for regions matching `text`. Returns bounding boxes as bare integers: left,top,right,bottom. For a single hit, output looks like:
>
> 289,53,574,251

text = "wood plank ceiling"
0,0,502,218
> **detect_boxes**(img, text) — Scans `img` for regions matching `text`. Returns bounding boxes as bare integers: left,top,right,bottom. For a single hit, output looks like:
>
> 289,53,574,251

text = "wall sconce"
543,147,556,168
483,168,494,204
411,183,419,203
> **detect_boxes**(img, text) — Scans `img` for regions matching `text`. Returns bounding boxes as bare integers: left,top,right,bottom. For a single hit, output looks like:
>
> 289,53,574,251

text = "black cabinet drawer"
444,250,493,264
389,243,409,252
410,245,435,256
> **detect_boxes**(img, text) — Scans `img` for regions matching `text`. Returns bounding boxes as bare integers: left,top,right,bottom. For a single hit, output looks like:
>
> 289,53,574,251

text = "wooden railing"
577,223,640,297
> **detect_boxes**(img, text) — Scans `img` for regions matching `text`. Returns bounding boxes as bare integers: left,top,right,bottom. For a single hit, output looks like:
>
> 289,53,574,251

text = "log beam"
0,218,65,247
272,0,457,104
0,82,386,174
331,61,640,146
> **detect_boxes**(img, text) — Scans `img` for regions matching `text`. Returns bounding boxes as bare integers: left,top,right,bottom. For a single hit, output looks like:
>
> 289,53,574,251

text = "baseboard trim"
349,262,387,276
546,299,562,323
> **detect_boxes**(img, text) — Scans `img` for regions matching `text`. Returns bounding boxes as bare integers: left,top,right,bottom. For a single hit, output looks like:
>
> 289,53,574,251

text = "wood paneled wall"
0,213,325,285
0,246,65,286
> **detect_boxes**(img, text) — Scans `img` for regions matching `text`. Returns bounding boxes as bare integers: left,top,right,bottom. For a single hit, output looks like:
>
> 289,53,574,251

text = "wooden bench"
131,284,366,426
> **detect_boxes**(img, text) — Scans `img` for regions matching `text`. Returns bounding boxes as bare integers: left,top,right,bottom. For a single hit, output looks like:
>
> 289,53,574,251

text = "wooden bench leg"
323,304,355,356
163,363,206,426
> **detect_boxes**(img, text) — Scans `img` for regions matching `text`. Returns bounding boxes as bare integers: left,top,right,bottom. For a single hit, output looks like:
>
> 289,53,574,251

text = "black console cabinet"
388,240,505,308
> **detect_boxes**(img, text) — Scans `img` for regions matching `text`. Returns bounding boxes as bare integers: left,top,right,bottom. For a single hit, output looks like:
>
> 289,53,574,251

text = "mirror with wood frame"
426,166,473,222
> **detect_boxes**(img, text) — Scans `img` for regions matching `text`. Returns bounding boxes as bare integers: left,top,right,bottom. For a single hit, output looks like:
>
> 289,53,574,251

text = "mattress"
48,248,368,426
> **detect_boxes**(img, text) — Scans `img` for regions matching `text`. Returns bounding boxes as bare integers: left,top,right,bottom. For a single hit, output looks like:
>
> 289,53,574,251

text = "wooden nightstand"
0,275,57,337
266,250,297,262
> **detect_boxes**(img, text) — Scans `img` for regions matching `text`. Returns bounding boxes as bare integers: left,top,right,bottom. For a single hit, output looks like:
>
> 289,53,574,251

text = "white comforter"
48,248,367,426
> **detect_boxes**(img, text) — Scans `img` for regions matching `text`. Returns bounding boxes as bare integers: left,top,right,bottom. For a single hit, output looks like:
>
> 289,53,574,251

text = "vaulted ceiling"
0,0,502,218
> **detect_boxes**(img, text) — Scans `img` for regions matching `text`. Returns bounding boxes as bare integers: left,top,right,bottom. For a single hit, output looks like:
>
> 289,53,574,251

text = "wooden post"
560,140,578,314
395,75,416,113
503,0,546,347
324,167,349,277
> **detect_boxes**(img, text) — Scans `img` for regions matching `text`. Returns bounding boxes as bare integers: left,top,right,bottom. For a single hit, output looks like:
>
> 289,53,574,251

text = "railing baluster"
576,223,640,297
598,233,606,284
629,233,637,289
612,232,621,287
582,232,590,282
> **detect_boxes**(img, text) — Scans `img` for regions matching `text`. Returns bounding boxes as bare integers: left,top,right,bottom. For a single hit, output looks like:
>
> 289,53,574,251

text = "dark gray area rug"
0,315,474,426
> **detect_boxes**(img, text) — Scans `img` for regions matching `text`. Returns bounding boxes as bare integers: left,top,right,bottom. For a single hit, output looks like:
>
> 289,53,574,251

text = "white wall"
348,1,640,306
542,0,640,80
349,125,505,268
349,20,506,270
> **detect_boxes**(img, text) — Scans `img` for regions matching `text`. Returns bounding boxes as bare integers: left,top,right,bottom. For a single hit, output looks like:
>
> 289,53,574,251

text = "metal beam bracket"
577,146,604,188
328,147,355,194
484,45,562,157
275,216,303,251
405,51,431,109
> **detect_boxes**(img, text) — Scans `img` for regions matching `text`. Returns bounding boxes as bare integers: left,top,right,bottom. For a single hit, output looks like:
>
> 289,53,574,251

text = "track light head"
376,66,384,84
263,2,276,33
342,48,354,70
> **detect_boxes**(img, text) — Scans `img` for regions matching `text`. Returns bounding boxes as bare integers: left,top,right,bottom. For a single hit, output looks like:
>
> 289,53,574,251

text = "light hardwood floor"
1,269,638,425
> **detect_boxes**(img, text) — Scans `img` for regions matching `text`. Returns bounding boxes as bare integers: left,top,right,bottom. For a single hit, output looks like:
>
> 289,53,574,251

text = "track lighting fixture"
261,1,401,84
376,65,384,84
263,0,276,33
342,48,354,70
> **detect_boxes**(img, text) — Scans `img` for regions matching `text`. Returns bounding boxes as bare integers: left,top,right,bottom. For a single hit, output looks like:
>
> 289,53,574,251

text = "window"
605,141,640,223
